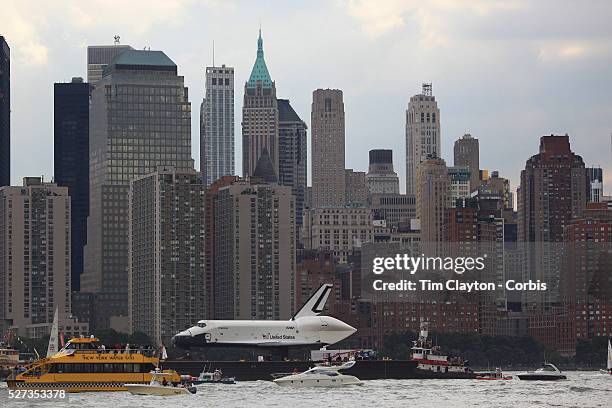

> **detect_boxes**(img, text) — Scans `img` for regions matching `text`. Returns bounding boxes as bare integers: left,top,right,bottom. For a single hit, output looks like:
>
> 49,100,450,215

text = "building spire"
247,28,273,89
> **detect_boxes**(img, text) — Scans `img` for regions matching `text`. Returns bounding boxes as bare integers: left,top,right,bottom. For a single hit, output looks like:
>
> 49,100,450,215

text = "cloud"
339,0,525,41
0,0,233,64
537,41,611,62
0,1,49,65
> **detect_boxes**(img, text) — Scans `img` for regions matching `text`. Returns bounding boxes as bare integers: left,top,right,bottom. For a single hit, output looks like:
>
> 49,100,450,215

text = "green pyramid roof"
247,30,273,88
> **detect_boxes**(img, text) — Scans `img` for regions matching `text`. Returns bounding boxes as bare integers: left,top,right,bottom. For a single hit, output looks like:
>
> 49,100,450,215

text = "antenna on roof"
114,35,120,45
422,83,432,96
212,40,215,67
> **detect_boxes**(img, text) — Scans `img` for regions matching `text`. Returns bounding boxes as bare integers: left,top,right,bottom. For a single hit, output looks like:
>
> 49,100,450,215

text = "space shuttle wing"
292,283,333,320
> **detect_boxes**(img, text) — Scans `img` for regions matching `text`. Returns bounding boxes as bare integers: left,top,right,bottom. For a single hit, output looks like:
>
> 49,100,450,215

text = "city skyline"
1,1,611,197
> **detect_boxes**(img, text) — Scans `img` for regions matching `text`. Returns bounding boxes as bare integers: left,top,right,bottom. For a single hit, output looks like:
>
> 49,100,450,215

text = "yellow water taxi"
6,336,180,392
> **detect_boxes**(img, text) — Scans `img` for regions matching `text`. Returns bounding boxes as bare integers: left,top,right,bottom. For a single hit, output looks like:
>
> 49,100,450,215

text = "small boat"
192,368,235,385
273,360,363,387
517,363,566,381
125,370,196,395
475,367,512,380
600,339,612,375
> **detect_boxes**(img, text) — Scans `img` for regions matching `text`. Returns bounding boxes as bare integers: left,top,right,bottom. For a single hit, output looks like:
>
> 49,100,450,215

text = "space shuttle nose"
328,319,356,333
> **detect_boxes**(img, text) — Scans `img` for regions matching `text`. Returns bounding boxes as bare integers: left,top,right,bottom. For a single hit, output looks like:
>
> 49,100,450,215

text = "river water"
2,371,610,407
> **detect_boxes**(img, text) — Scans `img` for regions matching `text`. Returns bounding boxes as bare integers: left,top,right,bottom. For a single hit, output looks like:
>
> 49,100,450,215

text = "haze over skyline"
1,0,611,195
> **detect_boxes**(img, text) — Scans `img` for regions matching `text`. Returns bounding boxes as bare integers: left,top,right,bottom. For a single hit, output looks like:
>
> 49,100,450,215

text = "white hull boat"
601,339,612,375
273,360,363,387
125,370,196,395
517,363,566,381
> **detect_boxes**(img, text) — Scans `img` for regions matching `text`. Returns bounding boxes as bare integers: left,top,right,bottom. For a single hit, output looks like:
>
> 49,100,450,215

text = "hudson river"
2,372,610,407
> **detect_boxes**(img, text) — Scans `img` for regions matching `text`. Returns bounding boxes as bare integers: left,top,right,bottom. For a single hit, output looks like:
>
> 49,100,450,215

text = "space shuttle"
171,284,356,349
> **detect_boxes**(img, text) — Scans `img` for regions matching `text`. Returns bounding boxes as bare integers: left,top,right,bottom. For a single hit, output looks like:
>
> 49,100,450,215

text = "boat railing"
61,348,157,357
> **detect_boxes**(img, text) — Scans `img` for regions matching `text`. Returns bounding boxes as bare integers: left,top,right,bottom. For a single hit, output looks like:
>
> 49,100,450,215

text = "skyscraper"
204,175,239,318
454,133,479,192
200,65,234,186
128,167,205,345
277,99,307,241
0,36,9,187
518,135,586,305
311,89,345,207
416,157,450,244
518,135,586,243
213,167,295,320
0,178,80,338
86,44,133,83
242,30,279,179
406,83,441,195
366,149,400,194
81,50,193,330
54,77,91,292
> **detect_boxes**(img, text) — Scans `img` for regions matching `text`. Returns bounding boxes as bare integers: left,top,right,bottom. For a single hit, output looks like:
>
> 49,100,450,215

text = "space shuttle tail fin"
292,284,333,320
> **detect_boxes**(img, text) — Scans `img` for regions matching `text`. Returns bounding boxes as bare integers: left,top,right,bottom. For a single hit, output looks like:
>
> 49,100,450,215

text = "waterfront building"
213,160,295,320
204,175,239,318
128,167,205,345
0,178,86,338
518,135,586,306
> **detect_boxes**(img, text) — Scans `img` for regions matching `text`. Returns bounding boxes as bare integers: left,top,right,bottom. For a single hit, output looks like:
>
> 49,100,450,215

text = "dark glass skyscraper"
0,36,10,187
81,50,193,330
54,77,91,291
278,99,307,242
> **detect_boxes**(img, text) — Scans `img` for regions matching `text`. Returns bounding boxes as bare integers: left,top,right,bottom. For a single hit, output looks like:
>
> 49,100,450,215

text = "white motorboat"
600,339,611,375
125,370,196,395
191,368,236,385
516,363,567,381
273,360,363,387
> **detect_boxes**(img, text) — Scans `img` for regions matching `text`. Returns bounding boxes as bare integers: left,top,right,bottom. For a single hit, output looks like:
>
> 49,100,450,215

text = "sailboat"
46,308,59,358
600,339,611,375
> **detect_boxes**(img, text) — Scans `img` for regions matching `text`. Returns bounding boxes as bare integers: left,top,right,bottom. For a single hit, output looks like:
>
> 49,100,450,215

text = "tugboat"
516,363,567,381
411,322,475,378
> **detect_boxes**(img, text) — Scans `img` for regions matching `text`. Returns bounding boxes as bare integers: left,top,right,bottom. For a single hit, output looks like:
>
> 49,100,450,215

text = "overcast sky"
2,0,611,196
